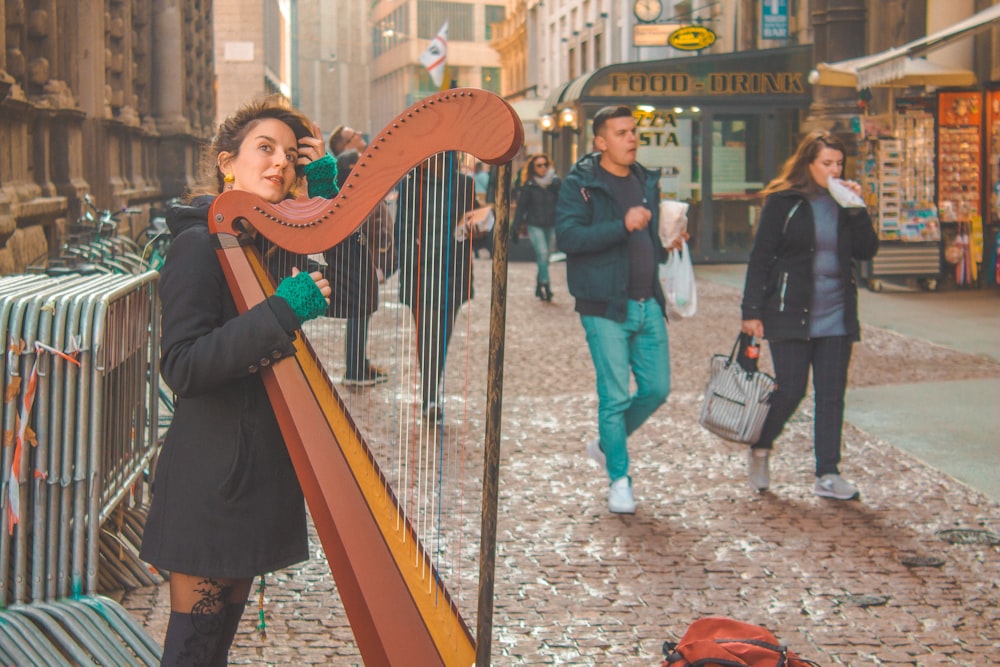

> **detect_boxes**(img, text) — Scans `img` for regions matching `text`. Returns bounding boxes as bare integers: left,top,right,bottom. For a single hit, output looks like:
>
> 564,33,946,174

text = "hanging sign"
761,0,789,40
668,25,716,51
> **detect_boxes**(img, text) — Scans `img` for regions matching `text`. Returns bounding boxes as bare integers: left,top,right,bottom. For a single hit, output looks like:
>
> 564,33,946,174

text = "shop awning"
811,5,998,90
856,4,1000,88
540,80,574,114
811,55,976,89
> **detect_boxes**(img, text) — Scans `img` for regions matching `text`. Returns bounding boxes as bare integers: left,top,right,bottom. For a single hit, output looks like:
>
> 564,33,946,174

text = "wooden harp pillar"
208,90,522,666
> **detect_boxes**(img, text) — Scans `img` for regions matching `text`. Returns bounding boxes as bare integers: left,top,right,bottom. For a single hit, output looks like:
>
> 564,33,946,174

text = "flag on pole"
420,21,448,88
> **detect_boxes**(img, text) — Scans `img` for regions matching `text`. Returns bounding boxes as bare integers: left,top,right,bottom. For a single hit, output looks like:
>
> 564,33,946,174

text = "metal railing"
0,272,164,665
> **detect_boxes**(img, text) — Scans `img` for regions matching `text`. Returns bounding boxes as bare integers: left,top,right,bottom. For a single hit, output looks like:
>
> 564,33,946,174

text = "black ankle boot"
535,283,544,299
541,283,553,301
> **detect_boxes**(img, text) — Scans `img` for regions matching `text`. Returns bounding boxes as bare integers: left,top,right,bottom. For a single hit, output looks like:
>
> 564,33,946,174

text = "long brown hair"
189,95,313,198
760,130,847,197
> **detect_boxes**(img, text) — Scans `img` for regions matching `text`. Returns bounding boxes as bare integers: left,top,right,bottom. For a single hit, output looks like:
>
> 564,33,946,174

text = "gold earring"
224,173,235,190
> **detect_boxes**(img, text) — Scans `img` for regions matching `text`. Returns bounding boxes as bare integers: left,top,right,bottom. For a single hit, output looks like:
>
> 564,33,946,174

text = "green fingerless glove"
305,154,339,198
275,271,328,324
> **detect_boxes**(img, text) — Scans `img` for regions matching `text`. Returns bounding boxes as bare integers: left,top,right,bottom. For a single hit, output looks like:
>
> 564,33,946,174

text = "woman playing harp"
139,96,336,665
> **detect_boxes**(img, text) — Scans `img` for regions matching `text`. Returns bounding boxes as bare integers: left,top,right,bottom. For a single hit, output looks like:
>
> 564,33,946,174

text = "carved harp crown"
208,90,523,666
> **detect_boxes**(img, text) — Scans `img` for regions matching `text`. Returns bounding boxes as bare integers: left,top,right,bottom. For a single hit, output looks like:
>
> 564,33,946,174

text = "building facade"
369,0,505,133
292,0,372,140
0,0,214,275
214,0,296,124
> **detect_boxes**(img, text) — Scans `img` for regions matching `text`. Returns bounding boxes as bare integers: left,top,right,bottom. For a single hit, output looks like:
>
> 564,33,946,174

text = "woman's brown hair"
189,95,313,198
760,130,847,197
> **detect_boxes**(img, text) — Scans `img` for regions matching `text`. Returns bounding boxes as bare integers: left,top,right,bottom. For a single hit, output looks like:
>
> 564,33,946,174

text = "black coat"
741,189,879,341
140,198,309,578
396,165,475,311
514,175,561,230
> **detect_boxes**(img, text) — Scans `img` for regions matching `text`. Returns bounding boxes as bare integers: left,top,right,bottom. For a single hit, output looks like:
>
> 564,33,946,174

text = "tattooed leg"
161,573,252,667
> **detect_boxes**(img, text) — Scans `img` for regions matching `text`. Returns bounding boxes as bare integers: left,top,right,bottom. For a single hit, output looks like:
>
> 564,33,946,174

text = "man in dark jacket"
556,105,677,514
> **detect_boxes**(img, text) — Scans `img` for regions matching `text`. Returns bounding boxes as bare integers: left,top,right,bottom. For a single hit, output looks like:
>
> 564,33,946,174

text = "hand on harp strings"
206,89,522,666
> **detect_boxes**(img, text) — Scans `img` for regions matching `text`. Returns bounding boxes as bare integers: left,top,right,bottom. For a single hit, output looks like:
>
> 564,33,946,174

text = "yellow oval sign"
668,25,717,51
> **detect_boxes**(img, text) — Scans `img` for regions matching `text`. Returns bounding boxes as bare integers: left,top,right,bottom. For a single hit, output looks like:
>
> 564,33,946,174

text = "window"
418,1,473,41
481,67,501,94
373,5,409,58
485,5,505,41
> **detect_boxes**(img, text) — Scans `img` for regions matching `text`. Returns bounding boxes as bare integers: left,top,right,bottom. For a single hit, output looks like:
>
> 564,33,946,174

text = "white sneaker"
608,477,636,514
814,473,859,500
586,437,606,467
748,449,770,492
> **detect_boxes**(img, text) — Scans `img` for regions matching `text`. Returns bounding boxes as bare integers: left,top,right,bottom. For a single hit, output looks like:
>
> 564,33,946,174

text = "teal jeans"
527,225,555,285
581,299,671,482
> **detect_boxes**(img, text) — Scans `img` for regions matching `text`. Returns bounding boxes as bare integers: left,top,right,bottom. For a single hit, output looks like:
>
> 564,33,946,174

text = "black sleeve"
159,227,298,398
741,196,784,319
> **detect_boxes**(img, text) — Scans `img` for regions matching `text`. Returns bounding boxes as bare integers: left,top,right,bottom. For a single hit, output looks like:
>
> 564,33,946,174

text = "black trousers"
753,335,853,477
413,304,458,408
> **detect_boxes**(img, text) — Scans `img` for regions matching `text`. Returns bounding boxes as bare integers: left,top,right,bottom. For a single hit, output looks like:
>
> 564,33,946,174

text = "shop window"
710,115,764,254
633,106,702,251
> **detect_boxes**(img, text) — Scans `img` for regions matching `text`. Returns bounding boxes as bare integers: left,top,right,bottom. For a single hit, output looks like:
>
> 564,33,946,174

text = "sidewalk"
121,259,1000,666
698,264,1000,502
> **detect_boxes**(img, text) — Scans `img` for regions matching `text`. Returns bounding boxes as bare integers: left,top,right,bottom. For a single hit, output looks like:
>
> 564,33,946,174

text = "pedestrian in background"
328,124,366,157
330,148,393,385
741,130,879,500
140,96,334,665
396,154,477,420
472,161,494,258
514,153,561,301
556,105,682,514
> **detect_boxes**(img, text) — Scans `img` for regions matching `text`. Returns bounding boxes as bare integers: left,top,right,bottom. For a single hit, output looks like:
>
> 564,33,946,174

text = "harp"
207,90,522,666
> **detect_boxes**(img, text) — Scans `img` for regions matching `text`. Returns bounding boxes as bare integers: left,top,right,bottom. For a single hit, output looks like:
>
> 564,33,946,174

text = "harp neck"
209,88,523,254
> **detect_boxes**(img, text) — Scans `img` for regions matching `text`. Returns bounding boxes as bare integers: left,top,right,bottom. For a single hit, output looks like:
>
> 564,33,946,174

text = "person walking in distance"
556,105,683,514
140,96,335,665
395,153,477,420
514,153,561,301
741,130,878,499
330,146,393,386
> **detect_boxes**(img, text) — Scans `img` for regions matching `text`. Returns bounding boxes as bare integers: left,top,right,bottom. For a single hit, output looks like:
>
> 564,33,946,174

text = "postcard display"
987,89,1000,286
938,90,985,287
858,110,942,290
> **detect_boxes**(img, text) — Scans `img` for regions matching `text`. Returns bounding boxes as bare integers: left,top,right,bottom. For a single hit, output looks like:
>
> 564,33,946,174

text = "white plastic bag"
659,240,697,318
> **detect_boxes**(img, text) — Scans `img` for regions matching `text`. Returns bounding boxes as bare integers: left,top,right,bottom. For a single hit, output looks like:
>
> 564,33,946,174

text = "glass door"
706,114,766,259
696,109,798,262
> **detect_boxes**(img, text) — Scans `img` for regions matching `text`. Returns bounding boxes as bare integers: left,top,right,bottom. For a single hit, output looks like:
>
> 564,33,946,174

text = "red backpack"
661,617,821,667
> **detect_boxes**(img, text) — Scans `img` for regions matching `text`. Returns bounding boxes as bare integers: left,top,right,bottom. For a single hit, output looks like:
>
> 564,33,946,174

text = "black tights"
160,575,251,667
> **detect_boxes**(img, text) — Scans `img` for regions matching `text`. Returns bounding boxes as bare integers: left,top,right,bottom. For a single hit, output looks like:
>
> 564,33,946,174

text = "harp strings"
263,150,482,619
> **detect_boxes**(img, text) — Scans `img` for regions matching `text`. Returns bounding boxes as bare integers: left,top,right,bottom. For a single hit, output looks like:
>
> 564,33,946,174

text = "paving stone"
116,262,1000,665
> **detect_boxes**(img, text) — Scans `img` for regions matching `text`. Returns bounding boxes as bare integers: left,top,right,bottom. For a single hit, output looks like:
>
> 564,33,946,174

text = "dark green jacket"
555,152,667,322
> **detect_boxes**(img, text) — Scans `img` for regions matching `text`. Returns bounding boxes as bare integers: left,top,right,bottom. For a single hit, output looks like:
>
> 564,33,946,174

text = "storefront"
540,46,813,263
816,4,1000,290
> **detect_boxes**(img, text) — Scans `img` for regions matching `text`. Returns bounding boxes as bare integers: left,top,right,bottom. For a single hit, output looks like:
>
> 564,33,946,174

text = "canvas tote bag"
698,334,776,444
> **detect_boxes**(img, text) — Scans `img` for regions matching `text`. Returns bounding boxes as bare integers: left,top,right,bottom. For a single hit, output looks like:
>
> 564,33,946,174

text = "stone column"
805,0,868,135
152,0,189,135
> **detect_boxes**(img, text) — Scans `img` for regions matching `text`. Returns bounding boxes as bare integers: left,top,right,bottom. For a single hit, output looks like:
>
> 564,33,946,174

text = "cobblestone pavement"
120,258,1000,666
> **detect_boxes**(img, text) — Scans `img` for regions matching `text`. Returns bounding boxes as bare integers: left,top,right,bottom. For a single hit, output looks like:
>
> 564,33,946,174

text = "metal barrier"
0,272,164,664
